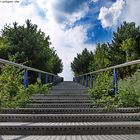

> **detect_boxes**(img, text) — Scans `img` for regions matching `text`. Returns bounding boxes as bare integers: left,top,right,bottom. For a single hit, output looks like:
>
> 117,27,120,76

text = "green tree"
111,21,140,65
108,22,140,78
89,43,110,71
0,20,63,74
121,38,137,62
71,48,94,76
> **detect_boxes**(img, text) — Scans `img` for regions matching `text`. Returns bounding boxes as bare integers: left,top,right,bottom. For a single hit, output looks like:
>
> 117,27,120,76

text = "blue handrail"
74,59,140,95
0,58,63,88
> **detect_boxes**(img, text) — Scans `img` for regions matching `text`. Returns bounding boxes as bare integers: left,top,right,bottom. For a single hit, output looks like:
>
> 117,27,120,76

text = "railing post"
82,76,84,86
80,77,82,85
90,75,93,88
73,77,75,82
51,75,53,83
76,77,78,83
86,75,88,87
23,69,28,88
53,76,56,85
46,74,48,84
113,68,118,95
38,72,42,81
78,77,80,84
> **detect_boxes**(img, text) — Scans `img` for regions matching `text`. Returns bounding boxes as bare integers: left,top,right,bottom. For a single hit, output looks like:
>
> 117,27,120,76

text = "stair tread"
0,81,140,136
0,113,139,116
0,121,140,126
1,135,140,140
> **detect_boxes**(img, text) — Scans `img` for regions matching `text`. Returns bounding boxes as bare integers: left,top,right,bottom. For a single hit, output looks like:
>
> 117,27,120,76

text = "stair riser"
30,97,89,100
29,100,92,103
26,105,95,108
34,94,88,96
0,115,139,122
50,91,88,93
51,88,88,93
50,92,88,94
30,98,90,100
0,108,139,114
0,125,139,135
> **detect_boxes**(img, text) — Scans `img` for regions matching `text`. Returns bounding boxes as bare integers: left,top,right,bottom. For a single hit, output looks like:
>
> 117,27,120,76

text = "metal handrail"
75,59,140,78
0,58,57,76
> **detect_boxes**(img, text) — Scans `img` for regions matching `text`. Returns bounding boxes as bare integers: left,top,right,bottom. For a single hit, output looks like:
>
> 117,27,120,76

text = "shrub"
27,80,51,95
89,71,114,100
118,70,140,107
0,64,51,108
0,64,26,108
89,69,140,108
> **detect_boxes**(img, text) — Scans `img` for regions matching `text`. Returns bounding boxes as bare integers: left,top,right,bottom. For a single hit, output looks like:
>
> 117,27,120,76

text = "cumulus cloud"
98,0,125,28
92,0,99,2
123,0,140,25
37,1,94,79
0,0,95,80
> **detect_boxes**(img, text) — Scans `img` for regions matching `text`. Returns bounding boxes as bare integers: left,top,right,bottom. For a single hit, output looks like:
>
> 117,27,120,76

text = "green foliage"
112,22,140,50
89,43,110,71
72,21,140,108
96,96,119,109
107,22,140,78
121,38,137,62
0,64,51,108
89,72,114,100
0,64,28,108
27,80,51,95
89,70,140,108
0,20,63,74
118,70,140,107
71,48,94,76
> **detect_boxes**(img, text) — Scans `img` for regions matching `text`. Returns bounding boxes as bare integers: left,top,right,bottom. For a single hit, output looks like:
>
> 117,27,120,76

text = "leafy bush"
0,65,51,108
118,70,140,107
96,96,119,109
89,71,114,100
89,69,140,108
0,64,27,108
27,79,51,95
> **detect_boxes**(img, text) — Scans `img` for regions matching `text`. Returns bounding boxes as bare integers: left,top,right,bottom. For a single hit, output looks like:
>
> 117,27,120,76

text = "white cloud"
0,0,95,81
98,0,125,28
123,0,140,25
92,0,99,2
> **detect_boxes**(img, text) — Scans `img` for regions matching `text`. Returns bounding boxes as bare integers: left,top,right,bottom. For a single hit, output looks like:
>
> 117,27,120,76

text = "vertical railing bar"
46,74,48,84
38,72,42,81
113,68,118,95
90,74,93,88
86,75,88,87
23,68,28,88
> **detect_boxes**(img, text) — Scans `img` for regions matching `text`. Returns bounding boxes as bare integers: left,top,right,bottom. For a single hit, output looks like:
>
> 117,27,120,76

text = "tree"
0,20,63,74
71,48,94,76
111,21,140,64
89,43,110,71
108,22,140,78
121,38,137,62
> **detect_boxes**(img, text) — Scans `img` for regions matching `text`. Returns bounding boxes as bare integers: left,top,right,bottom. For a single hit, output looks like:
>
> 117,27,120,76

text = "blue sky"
0,0,140,80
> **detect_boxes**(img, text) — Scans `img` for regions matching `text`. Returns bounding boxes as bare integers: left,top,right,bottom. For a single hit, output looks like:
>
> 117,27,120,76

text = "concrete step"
51,88,88,91
0,122,139,135
30,97,89,100
0,113,139,122
32,94,89,97
30,97,90,100
1,135,140,140
0,107,139,114
50,91,88,94
29,99,92,103
34,93,88,96
25,103,96,108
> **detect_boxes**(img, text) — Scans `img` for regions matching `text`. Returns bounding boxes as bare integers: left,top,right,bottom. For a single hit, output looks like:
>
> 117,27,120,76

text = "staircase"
0,81,140,140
